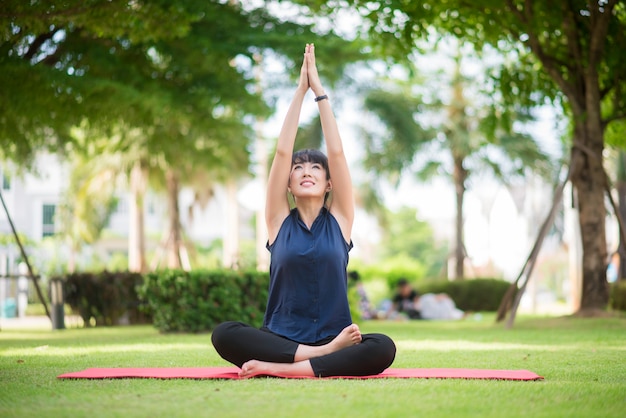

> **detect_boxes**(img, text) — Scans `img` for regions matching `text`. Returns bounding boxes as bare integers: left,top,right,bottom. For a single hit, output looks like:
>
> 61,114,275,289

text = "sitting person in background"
388,278,422,319
388,278,465,320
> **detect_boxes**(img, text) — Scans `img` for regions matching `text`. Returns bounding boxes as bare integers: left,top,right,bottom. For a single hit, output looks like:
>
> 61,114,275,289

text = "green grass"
1,314,625,418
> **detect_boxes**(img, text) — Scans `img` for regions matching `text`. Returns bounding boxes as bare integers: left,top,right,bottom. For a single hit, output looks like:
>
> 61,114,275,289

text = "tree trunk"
616,153,626,281
573,56,610,311
511,0,616,314
165,168,183,269
128,160,147,273
222,179,239,269
453,157,467,279
571,120,610,312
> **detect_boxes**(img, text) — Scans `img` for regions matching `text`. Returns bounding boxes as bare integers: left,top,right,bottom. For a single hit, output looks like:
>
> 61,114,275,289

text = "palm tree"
362,52,553,279
55,129,127,272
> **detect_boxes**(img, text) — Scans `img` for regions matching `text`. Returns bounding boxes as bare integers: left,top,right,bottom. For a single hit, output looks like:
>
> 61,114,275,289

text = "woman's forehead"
293,159,322,165
292,149,327,165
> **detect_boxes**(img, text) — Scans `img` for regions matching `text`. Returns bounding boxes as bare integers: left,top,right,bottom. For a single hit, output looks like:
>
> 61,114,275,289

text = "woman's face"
399,284,412,297
288,161,331,198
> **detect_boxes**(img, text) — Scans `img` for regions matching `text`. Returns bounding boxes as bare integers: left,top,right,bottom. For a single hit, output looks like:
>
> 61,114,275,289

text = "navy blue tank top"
264,207,353,343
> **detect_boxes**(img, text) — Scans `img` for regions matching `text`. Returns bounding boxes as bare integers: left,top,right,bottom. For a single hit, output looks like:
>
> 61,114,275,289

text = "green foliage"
347,282,364,325
55,143,120,252
419,278,512,312
378,206,448,278
309,0,625,307
33,237,130,277
363,50,555,183
0,232,33,247
60,271,149,326
107,252,130,272
188,241,223,270
0,0,198,164
605,119,626,149
362,88,432,181
0,0,361,167
1,1,363,276
610,280,626,311
361,50,554,280
356,255,427,291
138,269,269,333
345,0,626,125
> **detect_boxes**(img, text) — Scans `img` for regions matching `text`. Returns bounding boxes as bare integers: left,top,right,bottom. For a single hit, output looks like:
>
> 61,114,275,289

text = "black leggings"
211,321,396,377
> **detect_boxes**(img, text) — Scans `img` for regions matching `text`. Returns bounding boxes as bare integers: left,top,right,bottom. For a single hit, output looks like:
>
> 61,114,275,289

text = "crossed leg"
211,321,395,378
238,324,362,378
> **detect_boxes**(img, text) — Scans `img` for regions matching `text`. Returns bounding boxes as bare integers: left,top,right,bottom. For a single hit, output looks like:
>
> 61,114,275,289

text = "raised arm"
265,45,309,244
307,44,354,241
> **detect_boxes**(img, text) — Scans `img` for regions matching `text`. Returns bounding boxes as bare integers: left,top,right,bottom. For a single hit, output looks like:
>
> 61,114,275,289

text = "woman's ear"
326,180,332,192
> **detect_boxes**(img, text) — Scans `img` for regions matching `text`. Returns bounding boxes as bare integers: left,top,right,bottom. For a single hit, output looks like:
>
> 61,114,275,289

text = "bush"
610,281,626,311
60,271,150,326
418,278,512,312
138,269,269,333
355,255,427,290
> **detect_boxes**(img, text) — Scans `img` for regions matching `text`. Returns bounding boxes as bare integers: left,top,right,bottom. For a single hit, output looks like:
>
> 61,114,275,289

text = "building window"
42,204,56,237
1,172,9,190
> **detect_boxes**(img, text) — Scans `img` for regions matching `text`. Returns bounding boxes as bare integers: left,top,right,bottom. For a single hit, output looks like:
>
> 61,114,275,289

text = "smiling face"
288,149,331,201
289,161,330,199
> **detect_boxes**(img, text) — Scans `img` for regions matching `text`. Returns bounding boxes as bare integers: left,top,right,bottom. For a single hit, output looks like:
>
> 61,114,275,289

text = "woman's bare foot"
293,324,362,361
239,359,314,378
241,325,363,377
239,360,268,378
328,324,362,351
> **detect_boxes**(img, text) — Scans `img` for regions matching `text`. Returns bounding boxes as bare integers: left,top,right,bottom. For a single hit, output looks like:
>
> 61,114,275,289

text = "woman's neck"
295,199,325,229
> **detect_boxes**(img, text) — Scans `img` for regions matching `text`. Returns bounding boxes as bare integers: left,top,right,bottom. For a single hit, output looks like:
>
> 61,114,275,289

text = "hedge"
137,269,269,333
610,280,626,311
60,271,150,326
418,278,512,312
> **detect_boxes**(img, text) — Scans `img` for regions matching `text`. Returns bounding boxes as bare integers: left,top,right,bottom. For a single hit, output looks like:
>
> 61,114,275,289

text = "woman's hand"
306,43,325,97
296,44,310,93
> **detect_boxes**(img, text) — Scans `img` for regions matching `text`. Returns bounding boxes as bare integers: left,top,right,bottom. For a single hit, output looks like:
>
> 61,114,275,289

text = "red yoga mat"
57,367,543,381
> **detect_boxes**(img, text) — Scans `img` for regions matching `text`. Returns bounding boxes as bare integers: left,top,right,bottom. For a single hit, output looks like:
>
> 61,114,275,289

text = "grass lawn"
1,314,625,418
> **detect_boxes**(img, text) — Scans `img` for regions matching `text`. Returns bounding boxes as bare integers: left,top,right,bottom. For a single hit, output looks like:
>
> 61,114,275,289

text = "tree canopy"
0,1,361,165
298,0,625,312
1,1,365,271
362,47,553,279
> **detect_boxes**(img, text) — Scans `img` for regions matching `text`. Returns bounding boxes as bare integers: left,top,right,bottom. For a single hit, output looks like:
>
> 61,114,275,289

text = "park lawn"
1,314,625,418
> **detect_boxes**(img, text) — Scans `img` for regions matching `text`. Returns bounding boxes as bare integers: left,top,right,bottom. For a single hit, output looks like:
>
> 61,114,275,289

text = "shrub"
347,283,363,324
355,255,427,290
137,269,269,333
418,278,512,312
60,271,150,326
610,280,626,311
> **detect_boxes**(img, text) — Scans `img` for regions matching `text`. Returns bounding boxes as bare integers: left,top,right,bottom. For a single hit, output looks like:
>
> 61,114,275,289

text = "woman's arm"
265,46,310,244
307,44,354,242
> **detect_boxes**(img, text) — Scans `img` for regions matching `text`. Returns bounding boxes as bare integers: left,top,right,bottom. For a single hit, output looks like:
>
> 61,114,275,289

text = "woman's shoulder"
267,208,299,248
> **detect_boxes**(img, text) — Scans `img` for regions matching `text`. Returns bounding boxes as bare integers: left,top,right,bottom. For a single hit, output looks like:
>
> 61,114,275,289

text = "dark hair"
292,149,330,180
397,278,409,287
348,270,361,282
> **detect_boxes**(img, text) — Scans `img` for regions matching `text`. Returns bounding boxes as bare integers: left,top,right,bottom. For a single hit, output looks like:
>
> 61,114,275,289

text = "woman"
211,44,396,378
